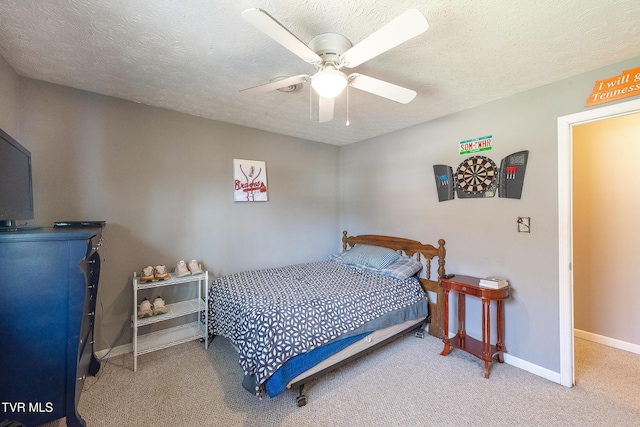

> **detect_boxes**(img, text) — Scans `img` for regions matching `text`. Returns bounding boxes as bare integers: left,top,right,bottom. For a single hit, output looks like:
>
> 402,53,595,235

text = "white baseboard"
503,353,562,384
96,343,132,360
469,330,640,385
444,331,563,385
575,329,640,355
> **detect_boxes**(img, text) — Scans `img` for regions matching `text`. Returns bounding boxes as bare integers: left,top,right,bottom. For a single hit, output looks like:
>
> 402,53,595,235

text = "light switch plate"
517,217,530,233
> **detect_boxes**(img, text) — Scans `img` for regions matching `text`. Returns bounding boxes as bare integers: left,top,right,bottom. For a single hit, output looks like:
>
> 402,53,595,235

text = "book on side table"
479,276,509,289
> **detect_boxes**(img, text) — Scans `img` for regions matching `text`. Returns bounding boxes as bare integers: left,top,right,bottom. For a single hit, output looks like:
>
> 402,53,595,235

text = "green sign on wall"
459,135,493,155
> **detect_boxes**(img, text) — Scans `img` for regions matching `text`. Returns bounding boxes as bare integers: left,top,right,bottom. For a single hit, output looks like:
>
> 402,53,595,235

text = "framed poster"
233,159,268,202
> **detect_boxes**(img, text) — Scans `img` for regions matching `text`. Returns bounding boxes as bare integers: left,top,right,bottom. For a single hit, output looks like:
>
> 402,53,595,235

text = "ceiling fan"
240,8,429,122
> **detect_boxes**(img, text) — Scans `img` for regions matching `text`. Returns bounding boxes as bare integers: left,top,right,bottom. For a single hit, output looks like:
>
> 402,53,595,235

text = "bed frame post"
429,292,444,339
342,230,348,252
437,239,446,278
429,239,447,340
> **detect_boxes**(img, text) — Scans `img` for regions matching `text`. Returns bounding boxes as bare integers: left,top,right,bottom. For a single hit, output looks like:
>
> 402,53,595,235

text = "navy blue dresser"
0,226,104,427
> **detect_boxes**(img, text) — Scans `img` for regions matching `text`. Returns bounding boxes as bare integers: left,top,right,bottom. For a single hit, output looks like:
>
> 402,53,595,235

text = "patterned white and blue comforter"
207,260,426,395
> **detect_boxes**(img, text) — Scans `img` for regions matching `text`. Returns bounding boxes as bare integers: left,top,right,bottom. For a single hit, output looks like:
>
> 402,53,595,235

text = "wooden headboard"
341,230,446,339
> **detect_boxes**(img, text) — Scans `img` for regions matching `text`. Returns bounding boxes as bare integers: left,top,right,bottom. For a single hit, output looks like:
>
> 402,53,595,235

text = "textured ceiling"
0,0,639,146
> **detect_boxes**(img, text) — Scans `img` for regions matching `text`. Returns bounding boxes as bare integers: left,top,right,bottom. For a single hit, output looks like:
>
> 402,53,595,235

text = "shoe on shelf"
152,296,169,315
137,298,153,318
188,259,203,275
154,265,169,281
175,260,190,277
140,266,155,283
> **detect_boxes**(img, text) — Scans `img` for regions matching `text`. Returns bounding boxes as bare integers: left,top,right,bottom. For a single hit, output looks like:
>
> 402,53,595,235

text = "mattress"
258,302,427,397
208,260,428,396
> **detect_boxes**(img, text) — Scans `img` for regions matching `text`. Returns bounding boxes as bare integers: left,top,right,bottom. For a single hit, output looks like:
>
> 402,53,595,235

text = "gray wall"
14,78,341,351
340,56,640,373
3,49,639,376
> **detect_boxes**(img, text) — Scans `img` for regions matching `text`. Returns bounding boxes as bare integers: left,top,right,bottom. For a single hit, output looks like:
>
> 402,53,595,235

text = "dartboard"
455,156,497,195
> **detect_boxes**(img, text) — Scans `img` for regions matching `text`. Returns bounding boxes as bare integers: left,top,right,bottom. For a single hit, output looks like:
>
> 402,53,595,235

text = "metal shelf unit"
132,270,208,371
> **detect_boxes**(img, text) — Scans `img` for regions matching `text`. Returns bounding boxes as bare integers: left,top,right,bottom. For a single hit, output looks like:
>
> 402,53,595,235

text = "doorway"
573,112,640,352
557,98,640,387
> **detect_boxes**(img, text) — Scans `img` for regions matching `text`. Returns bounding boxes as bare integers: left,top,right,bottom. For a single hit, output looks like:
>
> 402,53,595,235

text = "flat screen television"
0,128,35,231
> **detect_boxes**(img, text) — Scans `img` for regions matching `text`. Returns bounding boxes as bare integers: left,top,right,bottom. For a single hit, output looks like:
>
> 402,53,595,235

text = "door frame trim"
557,98,640,387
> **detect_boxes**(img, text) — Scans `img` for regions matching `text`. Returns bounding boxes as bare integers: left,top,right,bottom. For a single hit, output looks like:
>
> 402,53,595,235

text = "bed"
207,231,446,406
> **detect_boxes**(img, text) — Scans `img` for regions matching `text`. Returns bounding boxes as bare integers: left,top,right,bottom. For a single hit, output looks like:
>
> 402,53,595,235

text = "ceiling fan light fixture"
311,68,348,98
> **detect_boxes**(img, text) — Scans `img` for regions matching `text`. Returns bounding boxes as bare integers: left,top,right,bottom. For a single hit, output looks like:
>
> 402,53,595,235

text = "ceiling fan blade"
318,96,334,122
341,9,428,68
240,75,309,95
242,8,322,65
349,74,417,104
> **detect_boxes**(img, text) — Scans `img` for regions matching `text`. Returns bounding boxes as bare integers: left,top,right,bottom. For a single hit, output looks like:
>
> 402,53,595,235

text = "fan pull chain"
309,82,312,120
346,85,350,126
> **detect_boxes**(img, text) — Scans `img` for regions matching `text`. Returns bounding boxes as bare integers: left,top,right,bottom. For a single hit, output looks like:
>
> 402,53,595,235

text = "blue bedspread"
208,260,427,396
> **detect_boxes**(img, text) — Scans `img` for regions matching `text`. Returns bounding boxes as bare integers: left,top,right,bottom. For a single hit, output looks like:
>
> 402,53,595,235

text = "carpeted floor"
39,336,639,426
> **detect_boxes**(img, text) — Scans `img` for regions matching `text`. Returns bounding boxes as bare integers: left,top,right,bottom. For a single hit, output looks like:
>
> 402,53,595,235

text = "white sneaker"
152,296,169,315
188,259,203,274
137,298,153,318
175,260,190,277
140,266,155,283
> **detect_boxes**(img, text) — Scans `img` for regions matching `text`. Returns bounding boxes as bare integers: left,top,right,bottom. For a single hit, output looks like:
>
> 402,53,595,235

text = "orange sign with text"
586,66,640,107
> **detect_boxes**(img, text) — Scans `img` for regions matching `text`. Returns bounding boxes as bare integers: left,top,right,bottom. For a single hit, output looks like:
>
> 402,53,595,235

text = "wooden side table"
440,275,509,378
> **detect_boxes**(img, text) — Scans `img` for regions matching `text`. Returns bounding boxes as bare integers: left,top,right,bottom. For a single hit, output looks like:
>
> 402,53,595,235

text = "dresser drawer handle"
77,375,86,381
88,311,95,317
462,286,467,291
